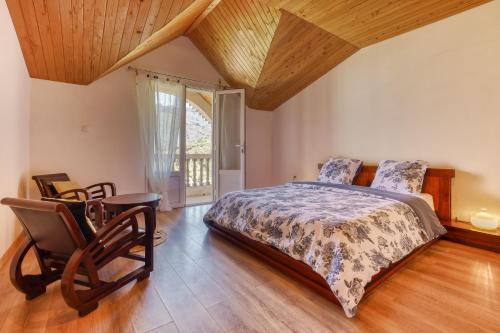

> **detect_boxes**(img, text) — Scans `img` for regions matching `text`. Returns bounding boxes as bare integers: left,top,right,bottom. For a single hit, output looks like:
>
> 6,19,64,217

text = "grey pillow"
371,160,429,194
317,158,363,185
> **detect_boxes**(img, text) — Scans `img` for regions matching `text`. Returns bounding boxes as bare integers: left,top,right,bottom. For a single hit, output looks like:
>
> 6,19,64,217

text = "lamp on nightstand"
471,208,499,230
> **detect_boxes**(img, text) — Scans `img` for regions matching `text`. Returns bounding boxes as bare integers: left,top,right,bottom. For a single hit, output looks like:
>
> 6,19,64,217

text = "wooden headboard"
317,164,455,221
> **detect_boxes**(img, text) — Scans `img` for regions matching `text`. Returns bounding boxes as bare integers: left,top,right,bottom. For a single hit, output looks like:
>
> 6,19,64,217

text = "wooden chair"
1,198,154,316
32,173,116,200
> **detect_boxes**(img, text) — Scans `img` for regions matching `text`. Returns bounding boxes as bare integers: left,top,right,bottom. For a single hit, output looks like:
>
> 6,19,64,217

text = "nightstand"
441,219,500,253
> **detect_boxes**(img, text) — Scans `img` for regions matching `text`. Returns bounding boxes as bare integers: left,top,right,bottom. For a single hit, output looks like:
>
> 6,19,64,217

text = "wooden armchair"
1,198,154,316
32,173,116,200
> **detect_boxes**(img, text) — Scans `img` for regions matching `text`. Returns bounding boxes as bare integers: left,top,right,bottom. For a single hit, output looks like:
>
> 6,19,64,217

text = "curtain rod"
127,66,227,90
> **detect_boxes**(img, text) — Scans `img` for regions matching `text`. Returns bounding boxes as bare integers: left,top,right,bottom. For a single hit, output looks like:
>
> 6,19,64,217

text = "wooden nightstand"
441,219,500,253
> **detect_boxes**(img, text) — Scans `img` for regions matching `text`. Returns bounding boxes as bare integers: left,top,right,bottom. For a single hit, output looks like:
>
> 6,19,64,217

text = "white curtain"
136,74,183,211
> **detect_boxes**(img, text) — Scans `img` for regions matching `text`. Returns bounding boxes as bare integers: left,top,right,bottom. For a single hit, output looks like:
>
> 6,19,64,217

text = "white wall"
0,1,30,256
30,37,273,201
273,1,500,221
246,108,273,188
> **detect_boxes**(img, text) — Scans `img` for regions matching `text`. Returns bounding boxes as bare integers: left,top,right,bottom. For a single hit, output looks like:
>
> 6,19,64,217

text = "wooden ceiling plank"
140,0,163,43
249,0,279,39
45,0,67,81
100,0,213,78
98,0,120,75
195,23,255,85
164,0,184,26
32,0,58,81
82,0,96,84
215,3,265,84
181,0,197,12
229,1,278,68
205,9,259,81
196,6,257,82
5,0,38,77
129,0,154,52
107,0,131,68
60,0,75,82
152,0,174,33
72,0,85,83
117,0,141,60
90,0,108,80
233,0,274,57
189,34,240,87
184,0,221,35
224,1,268,60
18,0,48,79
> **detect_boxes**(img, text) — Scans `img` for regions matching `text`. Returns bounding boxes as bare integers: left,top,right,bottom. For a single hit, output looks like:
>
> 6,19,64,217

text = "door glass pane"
218,92,241,170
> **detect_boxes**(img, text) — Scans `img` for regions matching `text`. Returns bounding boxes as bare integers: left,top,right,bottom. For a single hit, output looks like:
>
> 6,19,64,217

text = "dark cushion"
41,198,96,242
47,183,58,197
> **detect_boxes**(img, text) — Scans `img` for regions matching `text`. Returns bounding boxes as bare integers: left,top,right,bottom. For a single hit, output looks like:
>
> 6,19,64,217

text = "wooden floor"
1,205,499,333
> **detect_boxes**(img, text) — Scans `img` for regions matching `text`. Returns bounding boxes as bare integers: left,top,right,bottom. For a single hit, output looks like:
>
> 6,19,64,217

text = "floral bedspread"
203,182,444,317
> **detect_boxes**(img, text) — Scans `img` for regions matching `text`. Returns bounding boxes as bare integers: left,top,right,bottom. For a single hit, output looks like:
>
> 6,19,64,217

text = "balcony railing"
186,154,212,188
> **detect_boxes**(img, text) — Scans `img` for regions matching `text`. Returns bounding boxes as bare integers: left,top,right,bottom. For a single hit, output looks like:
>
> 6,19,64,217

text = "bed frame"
205,165,455,307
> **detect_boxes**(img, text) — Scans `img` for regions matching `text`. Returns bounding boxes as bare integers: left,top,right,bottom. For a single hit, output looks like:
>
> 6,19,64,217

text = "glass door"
214,89,246,199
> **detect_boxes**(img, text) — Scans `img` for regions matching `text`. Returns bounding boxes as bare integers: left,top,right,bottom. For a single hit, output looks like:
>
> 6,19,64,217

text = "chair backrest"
32,173,71,198
1,198,87,255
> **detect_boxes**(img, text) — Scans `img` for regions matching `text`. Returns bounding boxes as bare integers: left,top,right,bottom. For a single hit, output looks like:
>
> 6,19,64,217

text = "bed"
203,165,455,317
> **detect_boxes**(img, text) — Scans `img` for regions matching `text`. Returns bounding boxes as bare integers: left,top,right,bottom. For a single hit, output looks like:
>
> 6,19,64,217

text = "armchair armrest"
86,199,103,228
86,182,116,199
61,206,154,311
54,188,91,201
89,206,154,260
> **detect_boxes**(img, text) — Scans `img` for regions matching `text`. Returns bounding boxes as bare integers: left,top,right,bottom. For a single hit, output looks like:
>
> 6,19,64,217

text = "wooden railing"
186,154,212,188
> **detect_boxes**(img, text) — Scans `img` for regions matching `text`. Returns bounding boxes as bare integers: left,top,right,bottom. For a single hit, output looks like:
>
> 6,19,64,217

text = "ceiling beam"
98,0,214,80
185,0,222,35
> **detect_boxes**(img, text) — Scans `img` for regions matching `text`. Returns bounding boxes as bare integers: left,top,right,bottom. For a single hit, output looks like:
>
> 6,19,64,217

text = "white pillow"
318,158,363,185
371,160,429,194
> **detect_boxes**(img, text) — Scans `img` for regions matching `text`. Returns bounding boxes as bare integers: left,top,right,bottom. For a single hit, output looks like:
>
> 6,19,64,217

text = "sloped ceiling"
7,0,491,109
188,0,491,110
6,0,212,84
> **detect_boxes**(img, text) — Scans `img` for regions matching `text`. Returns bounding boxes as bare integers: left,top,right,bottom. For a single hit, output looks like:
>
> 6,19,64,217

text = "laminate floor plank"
151,252,223,333
0,205,498,332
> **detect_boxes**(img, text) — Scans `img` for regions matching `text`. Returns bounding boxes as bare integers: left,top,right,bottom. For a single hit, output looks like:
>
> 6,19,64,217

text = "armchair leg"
10,239,58,300
78,302,98,317
136,271,150,282
26,286,47,300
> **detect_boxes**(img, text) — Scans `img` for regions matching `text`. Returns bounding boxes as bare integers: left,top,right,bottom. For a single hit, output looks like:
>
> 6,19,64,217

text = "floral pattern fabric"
371,160,429,194
204,183,439,317
317,158,363,184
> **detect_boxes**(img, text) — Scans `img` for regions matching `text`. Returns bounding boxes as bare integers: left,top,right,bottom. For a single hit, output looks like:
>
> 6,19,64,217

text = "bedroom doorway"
184,88,214,206
167,86,245,207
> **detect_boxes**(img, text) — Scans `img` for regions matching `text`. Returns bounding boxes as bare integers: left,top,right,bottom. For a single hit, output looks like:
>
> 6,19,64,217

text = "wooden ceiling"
7,0,491,109
6,0,206,84
188,0,491,110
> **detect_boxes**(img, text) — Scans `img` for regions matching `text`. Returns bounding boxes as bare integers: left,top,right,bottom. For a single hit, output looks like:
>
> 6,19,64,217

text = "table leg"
151,207,157,232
